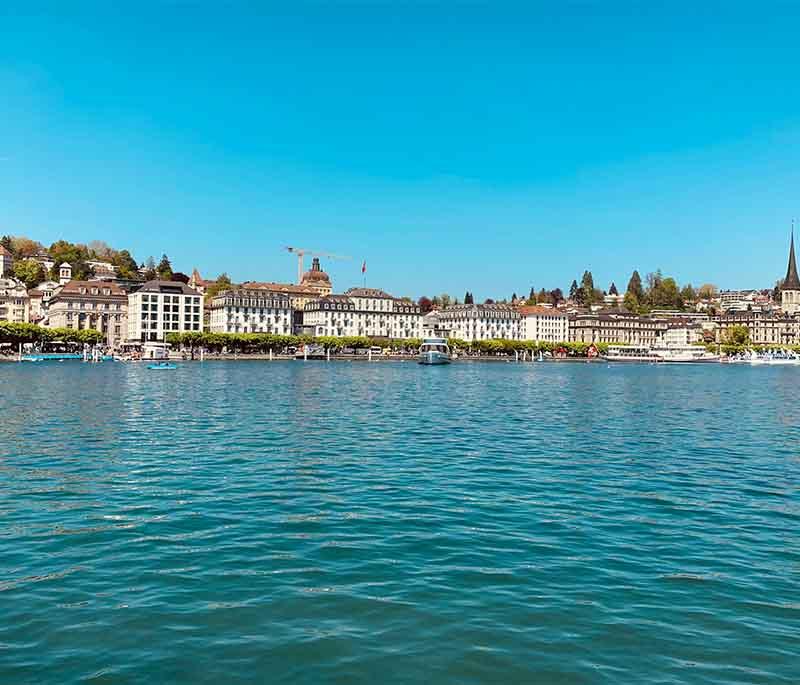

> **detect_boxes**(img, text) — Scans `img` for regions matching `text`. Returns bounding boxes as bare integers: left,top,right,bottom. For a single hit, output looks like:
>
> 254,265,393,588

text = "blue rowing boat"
147,362,177,370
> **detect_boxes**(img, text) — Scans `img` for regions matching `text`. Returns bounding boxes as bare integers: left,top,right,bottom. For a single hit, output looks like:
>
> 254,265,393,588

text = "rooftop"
517,305,567,317
137,280,201,296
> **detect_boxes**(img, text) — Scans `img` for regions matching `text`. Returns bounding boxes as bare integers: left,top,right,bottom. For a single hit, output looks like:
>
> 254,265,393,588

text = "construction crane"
285,247,352,284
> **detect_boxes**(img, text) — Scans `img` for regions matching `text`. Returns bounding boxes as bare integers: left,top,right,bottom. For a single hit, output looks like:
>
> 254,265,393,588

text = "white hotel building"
209,288,293,334
127,281,203,342
437,303,522,341
303,287,422,338
517,305,569,343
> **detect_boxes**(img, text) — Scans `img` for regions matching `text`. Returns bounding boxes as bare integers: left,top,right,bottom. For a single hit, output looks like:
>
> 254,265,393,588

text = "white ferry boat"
651,344,721,363
601,345,662,362
419,338,451,365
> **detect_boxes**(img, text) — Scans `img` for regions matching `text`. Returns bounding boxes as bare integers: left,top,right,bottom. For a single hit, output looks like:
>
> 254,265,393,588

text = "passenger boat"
601,345,662,362
419,338,451,365
651,344,720,363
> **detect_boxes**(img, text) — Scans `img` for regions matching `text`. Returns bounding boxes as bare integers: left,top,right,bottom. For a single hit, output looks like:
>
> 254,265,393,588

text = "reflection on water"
1,361,799,684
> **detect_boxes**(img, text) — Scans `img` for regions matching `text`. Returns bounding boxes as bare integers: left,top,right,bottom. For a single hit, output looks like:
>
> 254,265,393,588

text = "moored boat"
419,338,451,365
601,345,662,363
651,344,721,363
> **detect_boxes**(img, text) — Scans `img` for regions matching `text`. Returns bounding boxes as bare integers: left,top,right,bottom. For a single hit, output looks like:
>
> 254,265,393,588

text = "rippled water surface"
1,360,799,684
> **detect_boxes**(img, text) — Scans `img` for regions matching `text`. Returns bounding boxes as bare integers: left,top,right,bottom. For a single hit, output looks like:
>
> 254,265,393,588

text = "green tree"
143,256,157,281
13,259,45,288
569,279,580,302
724,324,750,346
580,270,596,304
48,240,93,280
156,254,173,280
112,249,140,279
626,270,644,301
680,283,696,303
537,288,549,304
623,291,640,313
609,282,618,296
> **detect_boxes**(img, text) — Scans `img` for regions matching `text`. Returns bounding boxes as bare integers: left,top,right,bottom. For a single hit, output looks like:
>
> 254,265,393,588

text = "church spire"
784,221,800,290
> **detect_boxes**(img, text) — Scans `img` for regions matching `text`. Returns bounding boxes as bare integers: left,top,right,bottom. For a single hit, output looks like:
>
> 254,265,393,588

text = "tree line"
1,235,188,289
165,331,616,358
0,322,104,346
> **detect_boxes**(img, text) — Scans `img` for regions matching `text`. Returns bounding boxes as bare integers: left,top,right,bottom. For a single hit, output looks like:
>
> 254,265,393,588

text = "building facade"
518,305,569,343
780,231,800,315
437,303,522,341
421,310,454,339
47,280,127,346
127,281,203,342
712,311,799,346
303,287,422,339
569,310,669,346
0,277,30,323
209,288,293,334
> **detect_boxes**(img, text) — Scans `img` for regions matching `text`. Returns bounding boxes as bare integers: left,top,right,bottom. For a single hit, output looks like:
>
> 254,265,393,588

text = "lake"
1,360,798,684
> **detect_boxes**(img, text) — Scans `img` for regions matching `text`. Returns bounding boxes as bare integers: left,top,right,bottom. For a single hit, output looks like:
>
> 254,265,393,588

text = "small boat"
419,338,451,365
147,362,178,370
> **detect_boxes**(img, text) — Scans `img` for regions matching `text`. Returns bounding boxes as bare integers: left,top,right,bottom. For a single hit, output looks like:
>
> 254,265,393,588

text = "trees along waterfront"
0,322,103,348
164,331,617,358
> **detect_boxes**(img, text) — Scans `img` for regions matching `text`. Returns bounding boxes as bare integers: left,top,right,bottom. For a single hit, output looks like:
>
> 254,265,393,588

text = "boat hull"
419,351,451,365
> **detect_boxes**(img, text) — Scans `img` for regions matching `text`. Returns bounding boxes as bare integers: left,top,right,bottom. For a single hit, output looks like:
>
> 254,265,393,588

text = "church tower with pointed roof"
781,226,800,315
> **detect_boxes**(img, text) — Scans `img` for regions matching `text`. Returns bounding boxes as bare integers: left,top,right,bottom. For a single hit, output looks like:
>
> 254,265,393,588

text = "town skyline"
3,4,800,295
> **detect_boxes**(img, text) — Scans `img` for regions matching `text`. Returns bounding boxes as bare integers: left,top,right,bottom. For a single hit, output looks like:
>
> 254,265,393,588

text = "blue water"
1,361,798,684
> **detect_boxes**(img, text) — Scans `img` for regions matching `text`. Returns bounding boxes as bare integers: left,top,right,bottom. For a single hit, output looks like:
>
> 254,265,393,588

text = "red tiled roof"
516,305,567,316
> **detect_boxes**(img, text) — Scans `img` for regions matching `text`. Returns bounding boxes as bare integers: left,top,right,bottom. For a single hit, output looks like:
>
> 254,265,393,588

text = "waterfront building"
27,280,61,324
0,278,30,323
712,311,799,346
303,287,422,339
209,288,293,334
47,280,127,346
421,310,454,339
780,231,800,315
437,303,522,341
126,281,202,343
659,324,704,346
569,310,669,346
517,305,569,343
242,258,335,332
0,245,12,277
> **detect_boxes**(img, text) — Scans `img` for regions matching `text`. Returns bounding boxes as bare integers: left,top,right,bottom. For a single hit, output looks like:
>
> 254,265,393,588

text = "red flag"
361,261,366,274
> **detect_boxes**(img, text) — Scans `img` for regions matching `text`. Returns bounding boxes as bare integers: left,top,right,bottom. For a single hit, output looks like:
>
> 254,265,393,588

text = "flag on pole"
361,261,366,274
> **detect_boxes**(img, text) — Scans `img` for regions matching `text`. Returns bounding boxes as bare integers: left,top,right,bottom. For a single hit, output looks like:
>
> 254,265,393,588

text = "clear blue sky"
2,2,799,299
